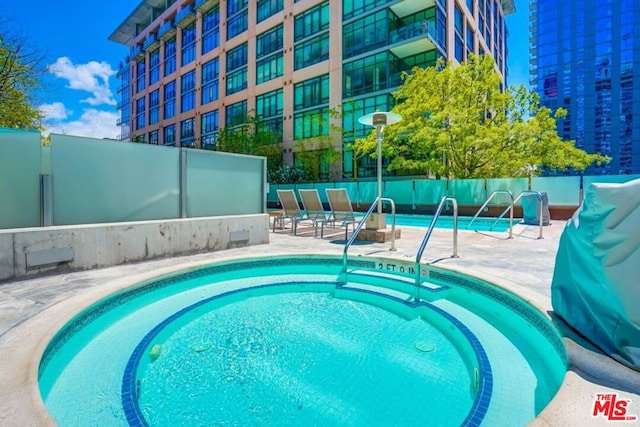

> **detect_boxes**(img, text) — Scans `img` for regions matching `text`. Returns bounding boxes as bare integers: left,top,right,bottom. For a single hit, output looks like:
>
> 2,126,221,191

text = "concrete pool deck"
0,220,639,426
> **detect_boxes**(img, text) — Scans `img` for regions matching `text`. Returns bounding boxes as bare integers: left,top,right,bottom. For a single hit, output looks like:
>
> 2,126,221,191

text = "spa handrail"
467,190,514,238
414,196,458,301
496,191,544,239
342,197,396,274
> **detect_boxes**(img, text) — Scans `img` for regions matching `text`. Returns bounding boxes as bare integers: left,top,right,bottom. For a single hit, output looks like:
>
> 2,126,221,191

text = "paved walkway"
0,220,639,426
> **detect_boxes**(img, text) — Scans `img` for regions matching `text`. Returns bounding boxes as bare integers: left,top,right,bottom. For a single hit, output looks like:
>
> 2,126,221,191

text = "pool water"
39,256,566,427
391,213,512,232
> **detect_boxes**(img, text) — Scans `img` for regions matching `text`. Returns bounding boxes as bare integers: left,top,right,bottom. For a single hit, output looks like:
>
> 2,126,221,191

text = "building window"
181,23,196,66
164,37,177,76
454,4,464,62
201,58,219,105
294,34,329,70
163,124,176,146
201,110,219,149
136,60,145,93
342,9,389,59
149,89,160,125
257,0,283,23
227,0,248,40
226,43,247,95
202,6,220,54
135,97,145,130
149,49,160,85
294,74,329,109
256,89,283,135
343,0,387,20
225,100,247,127
256,26,283,83
149,130,159,145
181,118,195,147
164,80,176,119
343,52,390,98
181,70,196,113
294,107,330,140
294,2,329,41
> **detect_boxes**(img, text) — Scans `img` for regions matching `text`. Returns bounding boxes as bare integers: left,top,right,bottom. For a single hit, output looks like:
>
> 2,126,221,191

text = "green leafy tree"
0,22,44,130
215,113,284,178
355,54,608,179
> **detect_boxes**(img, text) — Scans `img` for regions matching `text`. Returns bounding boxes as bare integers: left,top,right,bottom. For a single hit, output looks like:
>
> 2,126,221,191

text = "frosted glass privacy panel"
413,179,447,207
448,179,486,205
485,178,528,204
0,129,41,229
385,180,413,206
51,135,180,225
532,176,581,206
186,150,265,217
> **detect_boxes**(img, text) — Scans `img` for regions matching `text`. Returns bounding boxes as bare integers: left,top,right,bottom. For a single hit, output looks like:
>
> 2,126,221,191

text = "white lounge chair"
275,189,307,234
325,188,362,240
299,189,333,237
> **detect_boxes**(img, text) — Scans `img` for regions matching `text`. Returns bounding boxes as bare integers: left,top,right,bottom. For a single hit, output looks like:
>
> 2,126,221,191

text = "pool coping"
1,225,639,426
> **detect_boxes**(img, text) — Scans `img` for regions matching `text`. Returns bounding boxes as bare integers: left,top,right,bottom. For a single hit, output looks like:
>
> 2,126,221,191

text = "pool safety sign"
592,393,637,422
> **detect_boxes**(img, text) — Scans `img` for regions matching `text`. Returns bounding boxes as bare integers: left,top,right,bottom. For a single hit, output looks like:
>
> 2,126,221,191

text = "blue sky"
2,1,529,139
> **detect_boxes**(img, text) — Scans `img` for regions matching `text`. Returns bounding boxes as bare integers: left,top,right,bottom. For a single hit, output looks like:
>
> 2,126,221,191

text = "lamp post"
358,112,402,215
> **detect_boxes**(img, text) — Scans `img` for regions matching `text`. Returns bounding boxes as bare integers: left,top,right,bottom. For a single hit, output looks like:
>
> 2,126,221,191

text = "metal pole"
376,125,383,214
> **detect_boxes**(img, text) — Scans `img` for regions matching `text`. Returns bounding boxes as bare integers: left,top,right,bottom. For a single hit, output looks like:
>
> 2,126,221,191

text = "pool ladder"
414,196,459,301
467,190,544,239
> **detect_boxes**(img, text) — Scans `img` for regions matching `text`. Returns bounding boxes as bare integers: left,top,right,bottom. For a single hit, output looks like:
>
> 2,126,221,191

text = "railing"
496,191,545,239
342,197,396,274
414,196,458,301
467,190,514,238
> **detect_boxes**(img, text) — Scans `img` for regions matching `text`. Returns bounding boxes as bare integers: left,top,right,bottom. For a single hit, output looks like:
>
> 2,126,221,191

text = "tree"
215,113,284,178
354,54,609,179
0,21,44,130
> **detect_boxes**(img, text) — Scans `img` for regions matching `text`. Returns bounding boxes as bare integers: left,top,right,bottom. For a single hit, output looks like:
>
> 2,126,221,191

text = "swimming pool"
390,213,511,232
38,255,566,426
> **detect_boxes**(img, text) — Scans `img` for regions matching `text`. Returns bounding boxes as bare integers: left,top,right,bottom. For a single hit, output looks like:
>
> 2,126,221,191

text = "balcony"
389,20,439,58
131,45,145,61
143,33,160,51
195,0,219,13
158,20,176,41
176,4,196,28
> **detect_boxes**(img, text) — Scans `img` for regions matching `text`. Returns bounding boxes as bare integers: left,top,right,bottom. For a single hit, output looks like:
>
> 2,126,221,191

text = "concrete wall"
0,214,270,282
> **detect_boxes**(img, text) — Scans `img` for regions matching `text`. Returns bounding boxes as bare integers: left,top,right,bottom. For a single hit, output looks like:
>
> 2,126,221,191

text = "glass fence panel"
313,182,335,204
0,129,41,229
385,180,413,206
51,135,180,225
532,176,581,206
413,179,447,207
486,178,528,205
448,179,486,205
187,150,265,217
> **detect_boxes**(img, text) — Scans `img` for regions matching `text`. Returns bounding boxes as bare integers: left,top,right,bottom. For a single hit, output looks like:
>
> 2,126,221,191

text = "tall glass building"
530,0,640,175
110,0,514,179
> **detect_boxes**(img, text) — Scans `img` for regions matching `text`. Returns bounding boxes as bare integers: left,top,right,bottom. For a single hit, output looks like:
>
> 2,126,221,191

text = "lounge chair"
298,189,333,237
275,189,307,234
325,188,362,240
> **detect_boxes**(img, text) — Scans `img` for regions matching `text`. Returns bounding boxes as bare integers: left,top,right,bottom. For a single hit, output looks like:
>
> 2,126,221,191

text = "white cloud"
48,57,117,106
39,102,69,120
43,109,121,140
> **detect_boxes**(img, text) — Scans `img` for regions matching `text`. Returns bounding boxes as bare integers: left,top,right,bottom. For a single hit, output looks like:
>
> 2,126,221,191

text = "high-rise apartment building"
110,0,513,179
530,0,640,175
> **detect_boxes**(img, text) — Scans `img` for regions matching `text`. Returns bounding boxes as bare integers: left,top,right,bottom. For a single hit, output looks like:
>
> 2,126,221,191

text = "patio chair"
298,189,334,237
275,189,307,234
325,188,362,240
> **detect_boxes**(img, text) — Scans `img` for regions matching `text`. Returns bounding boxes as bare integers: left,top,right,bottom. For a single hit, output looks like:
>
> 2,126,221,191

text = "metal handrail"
342,197,396,274
414,196,458,301
467,190,514,238
496,190,544,239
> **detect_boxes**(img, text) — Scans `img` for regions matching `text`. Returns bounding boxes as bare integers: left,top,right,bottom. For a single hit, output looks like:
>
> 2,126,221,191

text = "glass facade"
531,0,639,174
114,0,510,178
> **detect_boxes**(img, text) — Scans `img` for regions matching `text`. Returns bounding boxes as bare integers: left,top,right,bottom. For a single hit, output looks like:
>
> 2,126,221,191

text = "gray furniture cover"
551,178,640,369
